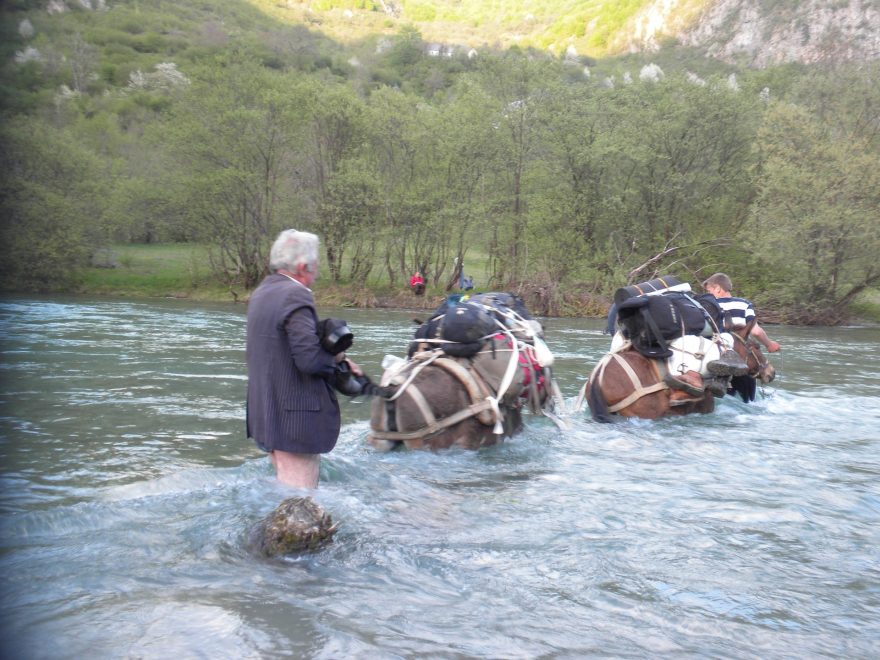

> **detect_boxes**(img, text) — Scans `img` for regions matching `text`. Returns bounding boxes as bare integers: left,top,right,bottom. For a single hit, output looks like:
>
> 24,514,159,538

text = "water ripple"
0,299,878,657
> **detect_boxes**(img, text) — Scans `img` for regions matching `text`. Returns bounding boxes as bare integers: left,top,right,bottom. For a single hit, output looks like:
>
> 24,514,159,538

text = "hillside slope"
674,0,880,66
249,0,880,66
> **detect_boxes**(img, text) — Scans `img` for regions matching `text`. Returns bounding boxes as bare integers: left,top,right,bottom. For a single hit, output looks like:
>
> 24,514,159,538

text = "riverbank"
74,243,612,318
29,243,880,324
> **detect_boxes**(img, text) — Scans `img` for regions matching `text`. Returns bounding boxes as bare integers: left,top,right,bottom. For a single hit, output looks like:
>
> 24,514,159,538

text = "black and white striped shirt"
715,296,756,327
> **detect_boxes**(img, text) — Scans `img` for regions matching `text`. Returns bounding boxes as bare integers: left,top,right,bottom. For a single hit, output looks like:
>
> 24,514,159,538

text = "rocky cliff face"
626,0,880,67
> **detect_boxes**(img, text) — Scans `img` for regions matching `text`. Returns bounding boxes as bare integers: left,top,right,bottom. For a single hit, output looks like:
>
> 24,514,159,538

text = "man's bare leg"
270,450,320,488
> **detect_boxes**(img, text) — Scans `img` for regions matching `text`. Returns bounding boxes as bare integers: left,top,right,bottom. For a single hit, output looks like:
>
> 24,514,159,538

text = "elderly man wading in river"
246,229,362,488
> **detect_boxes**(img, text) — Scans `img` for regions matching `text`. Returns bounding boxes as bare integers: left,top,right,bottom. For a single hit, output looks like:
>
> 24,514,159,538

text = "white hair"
269,230,319,273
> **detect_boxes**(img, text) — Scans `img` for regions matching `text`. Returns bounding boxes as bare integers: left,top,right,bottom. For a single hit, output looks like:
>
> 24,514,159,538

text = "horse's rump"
373,292,557,448
369,350,524,450
587,349,713,421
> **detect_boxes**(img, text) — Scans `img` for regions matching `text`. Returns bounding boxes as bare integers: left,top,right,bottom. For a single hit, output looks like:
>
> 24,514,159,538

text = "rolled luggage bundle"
439,300,497,357
614,275,687,306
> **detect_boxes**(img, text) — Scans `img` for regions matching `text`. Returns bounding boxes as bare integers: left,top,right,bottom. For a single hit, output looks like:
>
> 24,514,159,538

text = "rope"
369,399,496,442
582,352,669,414
387,350,442,401
487,321,522,404
606,353,668,412
404,382,436,428
432,356,497,427
380,348,503,438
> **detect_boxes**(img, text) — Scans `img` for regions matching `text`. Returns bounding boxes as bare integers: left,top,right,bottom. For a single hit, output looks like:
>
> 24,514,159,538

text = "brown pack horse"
368,292,563,451
367,352,527,451
585,320,775,422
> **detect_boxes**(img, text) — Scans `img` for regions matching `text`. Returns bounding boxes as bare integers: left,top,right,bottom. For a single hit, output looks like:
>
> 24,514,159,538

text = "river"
0,296,878,658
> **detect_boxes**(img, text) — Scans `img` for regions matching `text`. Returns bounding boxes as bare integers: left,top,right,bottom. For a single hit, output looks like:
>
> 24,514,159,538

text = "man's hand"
337,355,364,376
765,340,781,353
345,358,364,377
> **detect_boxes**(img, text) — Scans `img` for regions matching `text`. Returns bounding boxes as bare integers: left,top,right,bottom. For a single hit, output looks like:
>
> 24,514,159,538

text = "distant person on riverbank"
410,270,425,296
246,229,362,488
702,272,781,352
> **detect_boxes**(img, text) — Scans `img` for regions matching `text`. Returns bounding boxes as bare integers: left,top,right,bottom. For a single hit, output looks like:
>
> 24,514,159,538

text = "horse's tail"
729,374,757,402
586,371,615,424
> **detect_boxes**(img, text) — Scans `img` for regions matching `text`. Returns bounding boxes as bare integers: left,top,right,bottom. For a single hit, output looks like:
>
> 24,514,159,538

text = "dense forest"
1,0,879,322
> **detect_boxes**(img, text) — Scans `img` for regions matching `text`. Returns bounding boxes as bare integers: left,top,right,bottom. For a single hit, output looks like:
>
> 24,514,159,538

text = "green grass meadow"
78,243,492,305
77,243,880,322
80,244,233,300
850,289,880,323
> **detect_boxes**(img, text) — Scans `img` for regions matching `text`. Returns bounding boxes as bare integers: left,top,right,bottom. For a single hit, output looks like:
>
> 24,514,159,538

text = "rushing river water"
0,296,878,658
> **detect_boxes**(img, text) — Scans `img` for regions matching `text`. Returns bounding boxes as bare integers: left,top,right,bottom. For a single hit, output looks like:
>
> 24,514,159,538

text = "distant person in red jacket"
410,271,425,296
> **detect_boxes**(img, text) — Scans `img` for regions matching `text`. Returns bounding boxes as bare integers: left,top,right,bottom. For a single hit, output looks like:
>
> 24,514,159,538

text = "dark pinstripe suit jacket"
246,274,340,454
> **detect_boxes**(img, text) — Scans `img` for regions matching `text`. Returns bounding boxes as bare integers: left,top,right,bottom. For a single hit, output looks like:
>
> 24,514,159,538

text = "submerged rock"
251,496,339,557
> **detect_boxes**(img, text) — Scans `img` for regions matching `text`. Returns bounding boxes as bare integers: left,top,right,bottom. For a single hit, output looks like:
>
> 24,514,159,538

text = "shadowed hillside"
249,0,880,66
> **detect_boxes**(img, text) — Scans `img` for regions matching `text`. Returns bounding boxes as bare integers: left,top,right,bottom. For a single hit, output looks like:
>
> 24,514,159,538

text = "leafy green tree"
615,76,759,255
473,53,557,286
162,59,304,287
388,24,424,70
0,117,106,290
434,79,502,290
296,79,370,282
750,100,880,323
366,86,442,284
532,79,623,291
322,157,381,283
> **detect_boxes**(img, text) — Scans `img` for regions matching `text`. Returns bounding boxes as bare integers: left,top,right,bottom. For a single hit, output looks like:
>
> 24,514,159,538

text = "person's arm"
751,322,780,352
284,308,338,377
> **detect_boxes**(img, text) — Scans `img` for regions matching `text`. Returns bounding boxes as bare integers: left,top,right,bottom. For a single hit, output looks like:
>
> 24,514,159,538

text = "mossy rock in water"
251,496,339,557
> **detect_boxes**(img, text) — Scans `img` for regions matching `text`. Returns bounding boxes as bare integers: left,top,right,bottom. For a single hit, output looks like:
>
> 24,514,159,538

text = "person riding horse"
702,273,781,353
589,272,779,420
607,276,750,401
584,316,775,422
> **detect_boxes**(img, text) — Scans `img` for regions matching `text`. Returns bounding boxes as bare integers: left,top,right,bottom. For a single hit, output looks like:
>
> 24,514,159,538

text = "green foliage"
387,24,424,69
160,58,310,287
297,79,372,280
582,0,645,50
0,118,107,291
1,0,876,322
312,0,380,9
405,2,438,22
849,289,880,323
78,244,224,298
251,0,714,59
749,92,880,323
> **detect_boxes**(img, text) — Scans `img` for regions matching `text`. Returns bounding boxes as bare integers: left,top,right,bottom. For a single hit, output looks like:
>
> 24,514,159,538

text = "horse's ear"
722,310,734,332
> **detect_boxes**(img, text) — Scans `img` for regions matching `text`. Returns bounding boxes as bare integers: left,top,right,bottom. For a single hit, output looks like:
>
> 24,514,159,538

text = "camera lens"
323,322,353,354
